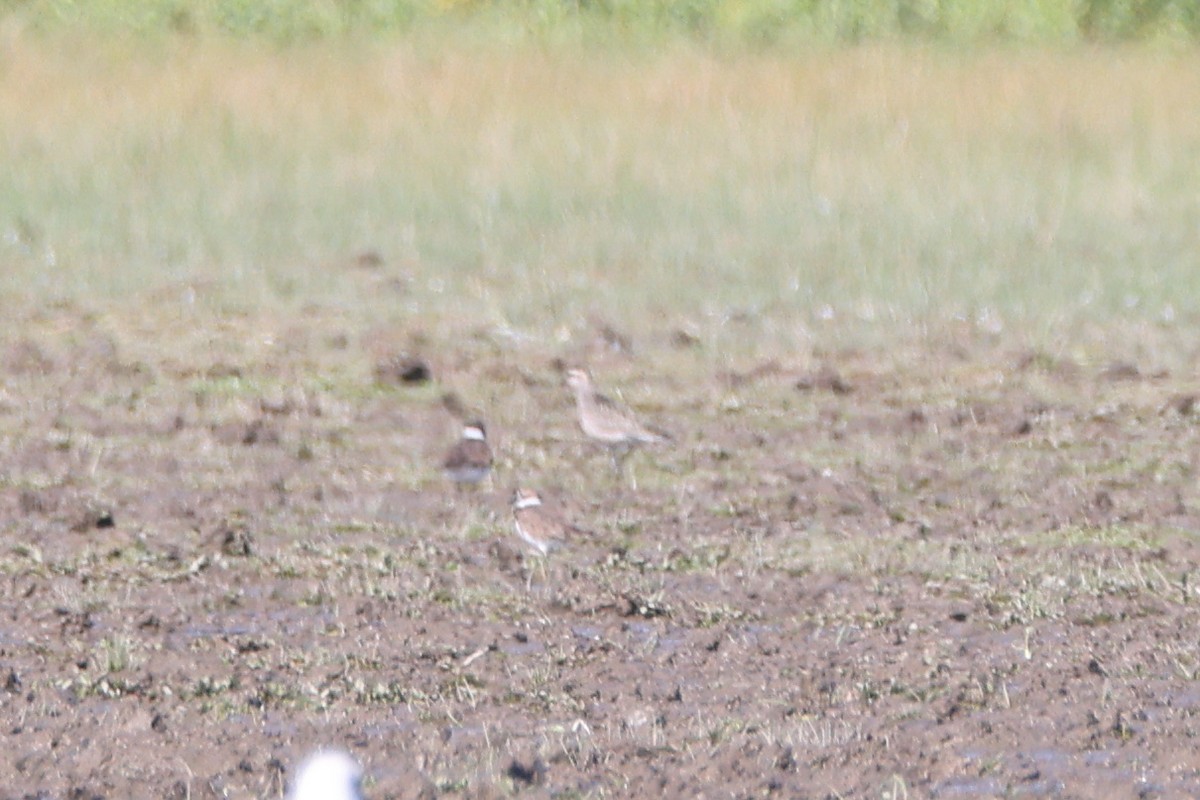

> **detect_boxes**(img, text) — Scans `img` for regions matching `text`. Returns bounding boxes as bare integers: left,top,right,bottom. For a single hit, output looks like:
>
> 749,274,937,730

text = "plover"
443,420,493,486
565,368,667,475
511,487,578,557
289,750,363,800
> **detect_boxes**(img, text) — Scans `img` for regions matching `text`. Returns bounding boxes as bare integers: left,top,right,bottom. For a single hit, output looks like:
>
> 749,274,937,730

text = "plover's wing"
443,441,467,470
602,405,668,444
516,503,578,554
635,422,671,444
592,390,620,410
444,439,490,469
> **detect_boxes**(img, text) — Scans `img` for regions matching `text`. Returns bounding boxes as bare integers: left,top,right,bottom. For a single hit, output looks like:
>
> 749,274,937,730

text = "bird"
565,368,667,479
289,750,364,800
442,420,493,487
511,487,577,557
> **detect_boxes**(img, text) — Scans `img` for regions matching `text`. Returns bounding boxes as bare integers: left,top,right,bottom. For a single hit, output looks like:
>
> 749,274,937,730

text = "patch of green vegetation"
188,373,259,400
98,635,136,673
353,680,409,705
1031,523,1160,550
692,601,746,627
72,674,145,700
6,0,1200,43
189,674,239,698
704,715,748,744
434,777,471,793
661,544,729,573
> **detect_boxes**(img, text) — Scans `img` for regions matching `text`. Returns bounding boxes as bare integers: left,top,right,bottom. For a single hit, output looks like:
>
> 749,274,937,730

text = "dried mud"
3,305,1200,799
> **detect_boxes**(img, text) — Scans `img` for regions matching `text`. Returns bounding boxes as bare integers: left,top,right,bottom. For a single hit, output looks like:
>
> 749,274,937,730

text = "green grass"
5,0,1200,42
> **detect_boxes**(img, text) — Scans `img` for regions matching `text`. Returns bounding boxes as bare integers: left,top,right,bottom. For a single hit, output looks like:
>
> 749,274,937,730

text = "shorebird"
511,487,573,556
565,368,667,480
442,420,493,487
511,487,583,588
289,750,363,800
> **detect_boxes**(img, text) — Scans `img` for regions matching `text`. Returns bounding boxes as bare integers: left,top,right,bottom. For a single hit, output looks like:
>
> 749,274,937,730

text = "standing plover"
443,420,493,486
511,487,578,557
565,368,667,476
289,750,363,800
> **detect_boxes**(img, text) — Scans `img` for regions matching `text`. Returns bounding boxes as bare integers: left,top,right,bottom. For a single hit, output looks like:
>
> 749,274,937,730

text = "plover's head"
462,420,487,441
511,487,543,510
565,369,591,393
289,750,363,800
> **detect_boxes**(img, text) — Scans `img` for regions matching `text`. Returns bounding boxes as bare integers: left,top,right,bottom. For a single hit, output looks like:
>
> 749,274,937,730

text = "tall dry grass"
1,31,1199,344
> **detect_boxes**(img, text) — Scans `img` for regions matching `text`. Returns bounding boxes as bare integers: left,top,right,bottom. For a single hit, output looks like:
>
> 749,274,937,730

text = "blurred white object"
289,750,364,800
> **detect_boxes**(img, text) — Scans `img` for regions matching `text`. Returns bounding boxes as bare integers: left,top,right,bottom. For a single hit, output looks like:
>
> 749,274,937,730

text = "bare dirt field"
3,297,1200,799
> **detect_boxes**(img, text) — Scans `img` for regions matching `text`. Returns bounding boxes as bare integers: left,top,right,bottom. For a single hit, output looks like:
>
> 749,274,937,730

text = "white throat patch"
462,426,486,441
514,495,542,510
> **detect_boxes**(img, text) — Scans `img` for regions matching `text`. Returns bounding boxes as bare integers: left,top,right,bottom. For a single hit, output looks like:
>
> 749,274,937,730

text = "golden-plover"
565,368,667,478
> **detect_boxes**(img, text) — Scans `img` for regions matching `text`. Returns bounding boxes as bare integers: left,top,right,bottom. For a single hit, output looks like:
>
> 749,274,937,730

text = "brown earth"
3,301,1200,799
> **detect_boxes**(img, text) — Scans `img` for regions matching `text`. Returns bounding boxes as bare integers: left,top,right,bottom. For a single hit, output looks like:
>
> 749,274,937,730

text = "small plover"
565,368,667,475
511,487,579,557
443,420,493,486
289,750,363,800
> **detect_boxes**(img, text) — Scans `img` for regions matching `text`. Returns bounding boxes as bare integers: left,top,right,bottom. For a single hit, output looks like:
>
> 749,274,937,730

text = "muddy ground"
3,298,1200,799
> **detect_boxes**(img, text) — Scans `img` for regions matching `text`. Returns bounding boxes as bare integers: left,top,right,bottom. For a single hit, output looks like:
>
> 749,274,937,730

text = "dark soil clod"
795,365,851,394
506,759,545,785
375,354,432,385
